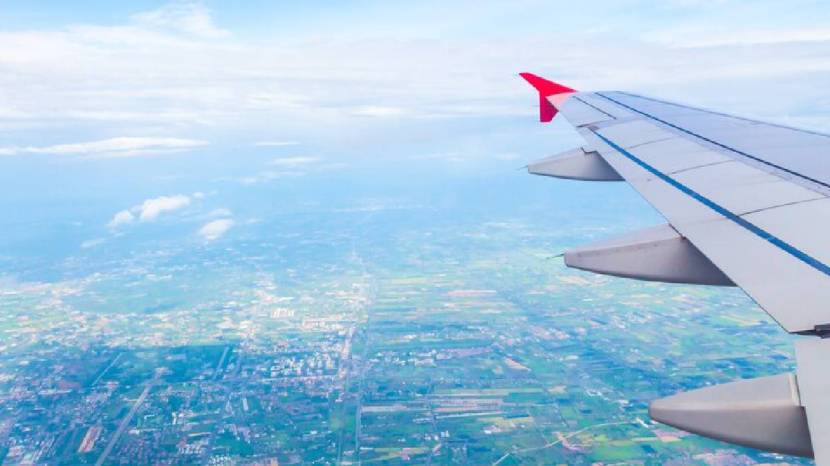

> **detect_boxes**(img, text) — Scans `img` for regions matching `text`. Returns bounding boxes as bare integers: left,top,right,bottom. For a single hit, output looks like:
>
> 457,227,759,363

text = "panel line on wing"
592,130,830,280
627,136,676,150
594,92,830,192
667,160,733,176
614,91,830,139
735,196,826,218
572,96,617,120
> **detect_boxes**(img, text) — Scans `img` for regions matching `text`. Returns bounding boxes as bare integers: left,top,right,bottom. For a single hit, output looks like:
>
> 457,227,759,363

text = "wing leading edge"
520,72,830,463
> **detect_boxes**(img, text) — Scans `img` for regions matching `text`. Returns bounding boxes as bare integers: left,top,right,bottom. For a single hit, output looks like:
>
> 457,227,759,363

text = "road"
94,381,155,466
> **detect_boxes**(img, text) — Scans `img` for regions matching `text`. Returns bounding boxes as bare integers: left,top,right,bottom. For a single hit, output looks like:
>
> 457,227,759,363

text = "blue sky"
3,1,828,39
0,0,828,250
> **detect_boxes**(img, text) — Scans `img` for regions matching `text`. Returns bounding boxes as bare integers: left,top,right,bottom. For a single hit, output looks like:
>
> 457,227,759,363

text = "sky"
0,0,829,261
1,0,829,147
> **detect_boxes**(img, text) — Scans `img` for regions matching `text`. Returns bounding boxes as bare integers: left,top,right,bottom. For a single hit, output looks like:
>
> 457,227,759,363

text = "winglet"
519,72,575,123
519,73,575,97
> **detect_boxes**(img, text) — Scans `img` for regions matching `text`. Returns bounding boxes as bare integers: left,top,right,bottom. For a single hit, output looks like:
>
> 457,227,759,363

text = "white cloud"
137,195,191,221
254,141,300,147
107,193,198,229
233,156,320,184
80,238,106,249
132,2,229,39
269,156,319,167
108,209,135,228
208,208,232,217
350,106,408,118
237,170,301,185
0,137,207,158
493,152,520,161
409,152,466,162
647,27,830,48
198,218,234,241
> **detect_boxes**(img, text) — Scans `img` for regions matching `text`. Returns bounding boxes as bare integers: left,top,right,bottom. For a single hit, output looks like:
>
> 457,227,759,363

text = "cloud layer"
105,191,236,242
0,0,828,168
108,194,194,228
0,137,207,158
132,2,230,39
138,195,192,221
0,0,827,145
108,210,135,228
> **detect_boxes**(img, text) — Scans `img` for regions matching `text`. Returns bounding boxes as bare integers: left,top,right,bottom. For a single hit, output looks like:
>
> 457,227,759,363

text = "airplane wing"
520,72,830,463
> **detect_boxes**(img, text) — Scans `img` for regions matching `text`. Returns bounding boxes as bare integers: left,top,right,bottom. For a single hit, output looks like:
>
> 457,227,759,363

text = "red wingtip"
519,72,575,123
519,72,575,97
